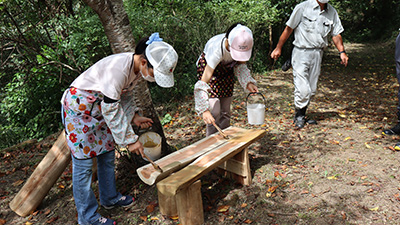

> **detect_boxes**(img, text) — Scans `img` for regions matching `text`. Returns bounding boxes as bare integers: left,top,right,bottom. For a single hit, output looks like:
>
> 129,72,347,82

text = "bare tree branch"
39,61,81,74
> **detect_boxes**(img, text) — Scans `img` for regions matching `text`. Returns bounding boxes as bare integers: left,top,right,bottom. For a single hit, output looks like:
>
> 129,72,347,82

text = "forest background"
1,0,400,149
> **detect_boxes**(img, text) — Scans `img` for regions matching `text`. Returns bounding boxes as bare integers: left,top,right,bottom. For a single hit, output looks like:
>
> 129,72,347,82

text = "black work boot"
303,105,317,125
306,118,317,125
281,58,292,72
383,110,400,135
382,122,400,135
294,107,307,129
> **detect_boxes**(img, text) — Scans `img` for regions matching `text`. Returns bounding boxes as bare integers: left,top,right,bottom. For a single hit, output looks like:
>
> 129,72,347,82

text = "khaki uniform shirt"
287,0,344,49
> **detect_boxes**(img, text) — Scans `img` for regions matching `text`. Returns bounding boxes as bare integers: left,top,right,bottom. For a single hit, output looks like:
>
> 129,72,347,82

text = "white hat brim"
154,70,174,88
231,49,252,62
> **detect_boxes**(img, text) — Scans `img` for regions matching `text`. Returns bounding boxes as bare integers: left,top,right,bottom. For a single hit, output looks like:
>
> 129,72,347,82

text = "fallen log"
9,131,71,217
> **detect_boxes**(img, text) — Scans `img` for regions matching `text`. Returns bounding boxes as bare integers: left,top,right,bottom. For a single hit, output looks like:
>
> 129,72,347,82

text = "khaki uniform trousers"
292,47,324,109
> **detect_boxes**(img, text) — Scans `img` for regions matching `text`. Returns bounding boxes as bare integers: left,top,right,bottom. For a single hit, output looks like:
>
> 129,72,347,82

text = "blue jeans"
72,151,122,225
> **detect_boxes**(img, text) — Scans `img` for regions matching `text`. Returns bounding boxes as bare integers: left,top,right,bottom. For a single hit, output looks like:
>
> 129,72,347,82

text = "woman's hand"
127,141,144,157
133,114,153,129
247,82,258,93
202,110,215,125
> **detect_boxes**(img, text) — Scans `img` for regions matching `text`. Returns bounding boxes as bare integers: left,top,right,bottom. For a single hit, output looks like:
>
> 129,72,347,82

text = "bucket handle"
246,92,266,107
133,125,153,136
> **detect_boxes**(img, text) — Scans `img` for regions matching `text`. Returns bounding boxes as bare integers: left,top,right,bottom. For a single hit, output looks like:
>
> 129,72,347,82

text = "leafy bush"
330,0,400,42
0,0,110,148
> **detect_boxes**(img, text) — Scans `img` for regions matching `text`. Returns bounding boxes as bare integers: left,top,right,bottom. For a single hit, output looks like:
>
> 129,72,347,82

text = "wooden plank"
217,154,248,177
157,128,265,196
176,180,204,225
9,132,71,217
137,126,245,185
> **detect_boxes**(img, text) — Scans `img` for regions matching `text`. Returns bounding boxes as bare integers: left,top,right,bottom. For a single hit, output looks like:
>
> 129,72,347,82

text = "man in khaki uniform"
271,0,348,129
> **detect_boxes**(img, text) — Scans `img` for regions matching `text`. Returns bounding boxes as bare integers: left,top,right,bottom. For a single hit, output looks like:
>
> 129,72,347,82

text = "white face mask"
140,65,156,82
318,0,329,3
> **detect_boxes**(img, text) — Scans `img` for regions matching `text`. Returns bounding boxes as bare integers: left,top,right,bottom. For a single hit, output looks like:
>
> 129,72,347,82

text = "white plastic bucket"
246,93,266,125
247,103,265,125
138,132,162,161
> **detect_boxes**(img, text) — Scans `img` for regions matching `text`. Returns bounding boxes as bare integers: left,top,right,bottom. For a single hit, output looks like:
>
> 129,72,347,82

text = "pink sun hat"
228,24,253,62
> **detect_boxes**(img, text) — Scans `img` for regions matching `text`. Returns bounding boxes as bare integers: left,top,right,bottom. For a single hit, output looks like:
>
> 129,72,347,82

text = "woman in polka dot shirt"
194,23,259,136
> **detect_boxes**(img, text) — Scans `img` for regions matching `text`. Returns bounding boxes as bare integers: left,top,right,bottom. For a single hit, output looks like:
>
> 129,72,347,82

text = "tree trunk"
82,0,135,53
82,0,170,155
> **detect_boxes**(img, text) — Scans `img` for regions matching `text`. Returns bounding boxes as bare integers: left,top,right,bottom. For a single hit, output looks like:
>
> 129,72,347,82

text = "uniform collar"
311,0,329,12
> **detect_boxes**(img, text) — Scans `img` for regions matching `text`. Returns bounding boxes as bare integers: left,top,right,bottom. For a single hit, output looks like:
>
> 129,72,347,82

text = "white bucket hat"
145,41,178,88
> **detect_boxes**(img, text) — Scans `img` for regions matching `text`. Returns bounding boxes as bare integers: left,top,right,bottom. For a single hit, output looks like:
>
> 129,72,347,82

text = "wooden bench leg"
217,148,252,185
176,180,204,225
158,189,178,216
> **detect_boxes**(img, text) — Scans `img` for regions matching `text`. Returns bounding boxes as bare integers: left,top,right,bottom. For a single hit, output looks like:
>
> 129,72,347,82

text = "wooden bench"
136,126,266,225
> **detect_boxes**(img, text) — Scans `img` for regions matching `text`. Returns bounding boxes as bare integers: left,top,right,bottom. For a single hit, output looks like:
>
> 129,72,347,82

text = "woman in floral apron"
61,33,178,225
194,23,259,136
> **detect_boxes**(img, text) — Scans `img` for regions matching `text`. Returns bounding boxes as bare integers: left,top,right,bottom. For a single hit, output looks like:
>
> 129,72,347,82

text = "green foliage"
160,113,172,126
0,0,111,148
329,0,400,42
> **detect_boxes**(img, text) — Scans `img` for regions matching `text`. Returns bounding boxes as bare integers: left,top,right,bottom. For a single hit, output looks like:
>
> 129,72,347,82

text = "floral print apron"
62,87,114,159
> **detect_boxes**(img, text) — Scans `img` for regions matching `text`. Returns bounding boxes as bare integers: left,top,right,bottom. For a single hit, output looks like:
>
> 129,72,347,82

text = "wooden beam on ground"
137,127,243,185
156,128,266,197
9,131,71,217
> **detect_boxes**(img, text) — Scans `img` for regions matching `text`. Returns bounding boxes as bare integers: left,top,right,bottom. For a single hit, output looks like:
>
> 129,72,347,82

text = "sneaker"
281,59,292,71
294,115,306,129
395,142,400,151
382,123,400,135
92,217,116,225
103,196,135,209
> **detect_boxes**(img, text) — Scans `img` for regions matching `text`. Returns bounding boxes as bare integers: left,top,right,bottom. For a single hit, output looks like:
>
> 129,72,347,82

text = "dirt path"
1,40,400,225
